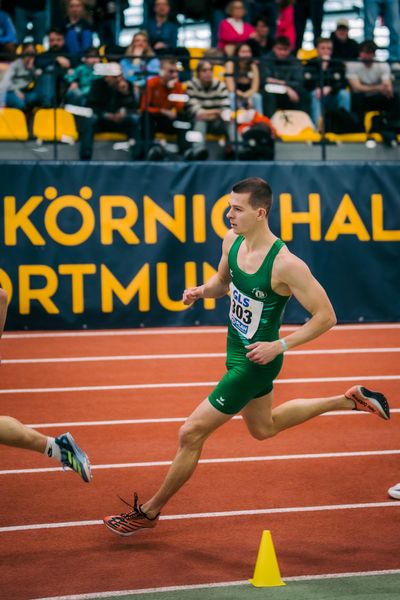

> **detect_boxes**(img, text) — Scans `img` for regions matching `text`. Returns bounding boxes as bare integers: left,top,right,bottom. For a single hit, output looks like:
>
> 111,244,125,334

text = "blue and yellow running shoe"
55,432,92,482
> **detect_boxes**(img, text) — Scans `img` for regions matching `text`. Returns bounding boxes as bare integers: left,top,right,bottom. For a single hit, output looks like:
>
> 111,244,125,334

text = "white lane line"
30,569,400,600
3,353,224,364
3,323,400,339
1,449,399,476
26,408,400,429
1,374,399,394
1,501,399,533
3,347,400,365
3,328,228,339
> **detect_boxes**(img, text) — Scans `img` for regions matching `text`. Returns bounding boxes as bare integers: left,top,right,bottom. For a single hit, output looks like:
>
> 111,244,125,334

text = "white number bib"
229,283,263,339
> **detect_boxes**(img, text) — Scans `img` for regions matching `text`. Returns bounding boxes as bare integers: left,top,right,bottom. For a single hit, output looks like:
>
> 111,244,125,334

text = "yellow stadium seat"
188,47,206,71
17,43,44,54
33,108,78,142
95,132,128,141
325,132,368,143
297,48,318,61
0,108,29,140
364,111,380,133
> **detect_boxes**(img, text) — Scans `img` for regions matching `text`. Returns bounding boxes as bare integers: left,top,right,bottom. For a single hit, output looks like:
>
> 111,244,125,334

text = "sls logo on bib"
252,288,267,299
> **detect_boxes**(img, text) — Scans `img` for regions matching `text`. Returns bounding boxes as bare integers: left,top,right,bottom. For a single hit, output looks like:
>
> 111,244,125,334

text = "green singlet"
208,236,290,414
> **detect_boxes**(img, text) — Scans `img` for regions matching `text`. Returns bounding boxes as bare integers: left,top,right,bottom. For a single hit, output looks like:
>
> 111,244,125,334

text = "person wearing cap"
364,0,400,65
79,62,141,161
330,19,359,61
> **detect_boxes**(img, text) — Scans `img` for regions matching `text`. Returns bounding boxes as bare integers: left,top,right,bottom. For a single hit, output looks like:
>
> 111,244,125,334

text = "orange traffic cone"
249,530,286,587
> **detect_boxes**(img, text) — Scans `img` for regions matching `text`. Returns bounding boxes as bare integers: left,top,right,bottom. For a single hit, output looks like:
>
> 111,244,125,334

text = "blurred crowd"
0,0,399,159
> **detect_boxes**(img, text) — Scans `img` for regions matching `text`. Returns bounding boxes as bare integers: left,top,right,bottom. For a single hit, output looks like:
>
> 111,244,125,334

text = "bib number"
229,283,263,339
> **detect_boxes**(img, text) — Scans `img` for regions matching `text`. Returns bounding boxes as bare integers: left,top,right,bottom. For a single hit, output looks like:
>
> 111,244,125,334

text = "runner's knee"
247,422,277,441
178,421,207,449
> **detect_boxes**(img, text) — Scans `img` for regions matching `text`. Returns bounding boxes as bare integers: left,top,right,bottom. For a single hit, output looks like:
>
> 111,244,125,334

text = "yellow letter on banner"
58,264,97,313
19,265,59,314
371,194,400,241
156,261,197,310
280,194,321,241
100,196,140,245
211,194,229,239
325,194,370,241
144,195,186,243
4,196,45,246
192,195,206,243
44,196,95,246
101,264,150,313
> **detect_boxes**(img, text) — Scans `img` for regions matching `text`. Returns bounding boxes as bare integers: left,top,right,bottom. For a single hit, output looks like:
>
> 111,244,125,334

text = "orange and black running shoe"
103,493,160,536
345,385,390,420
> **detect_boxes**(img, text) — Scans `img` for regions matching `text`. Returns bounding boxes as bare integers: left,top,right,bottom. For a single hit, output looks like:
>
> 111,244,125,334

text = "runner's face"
227,192,262,234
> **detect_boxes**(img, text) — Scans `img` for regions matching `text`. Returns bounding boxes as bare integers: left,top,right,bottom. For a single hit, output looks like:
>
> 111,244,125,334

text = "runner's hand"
245,341,281,365
182,286,204,305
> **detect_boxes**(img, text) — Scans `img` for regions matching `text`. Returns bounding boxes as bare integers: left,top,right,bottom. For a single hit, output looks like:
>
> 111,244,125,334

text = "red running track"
0,325,399,600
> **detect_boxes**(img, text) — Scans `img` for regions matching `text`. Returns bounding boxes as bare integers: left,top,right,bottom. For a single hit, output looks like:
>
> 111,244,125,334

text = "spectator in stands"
5,41,38,109
224,42,263,113
14,0,47,45
79,62,141,160
185,58,231,160
34,27,71,107
261,35,307,116
364,0,400,65
217,1,256,55
276,0,296,51
147,0,178,51
330,19,359,61
248,1,278,38
304,37,351,128
247,16,274,58
140,57,186,159
294,0,325,51
120,30,160,97
0,2,16,58
64,46,101,106
62,0,93,61
347,40,400,119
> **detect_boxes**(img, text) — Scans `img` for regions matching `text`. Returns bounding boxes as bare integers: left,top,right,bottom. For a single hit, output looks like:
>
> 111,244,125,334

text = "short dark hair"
316,37,332,46
232,177,273,213
273,36,291,48
196,59,213,74
48,27,64,37
360,40,377,53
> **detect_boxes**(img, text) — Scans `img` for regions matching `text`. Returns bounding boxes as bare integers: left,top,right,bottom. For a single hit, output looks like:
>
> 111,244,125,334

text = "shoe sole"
64,433,92,482
346,386,390,420
388,484,400,500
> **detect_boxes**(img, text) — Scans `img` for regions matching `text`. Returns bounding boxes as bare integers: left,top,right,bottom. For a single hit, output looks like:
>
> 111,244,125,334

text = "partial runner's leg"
142,399,232,517
241,390,355,440
0,415,47,452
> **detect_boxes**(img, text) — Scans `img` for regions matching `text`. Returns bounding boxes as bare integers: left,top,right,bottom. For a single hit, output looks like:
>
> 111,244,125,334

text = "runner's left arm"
246,254,336,364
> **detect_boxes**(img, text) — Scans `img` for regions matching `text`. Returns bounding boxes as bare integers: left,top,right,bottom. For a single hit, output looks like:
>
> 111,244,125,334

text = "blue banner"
1,161,399,329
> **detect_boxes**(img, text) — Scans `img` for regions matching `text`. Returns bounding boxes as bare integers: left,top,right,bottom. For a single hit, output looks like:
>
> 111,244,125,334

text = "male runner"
103,177,390,535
